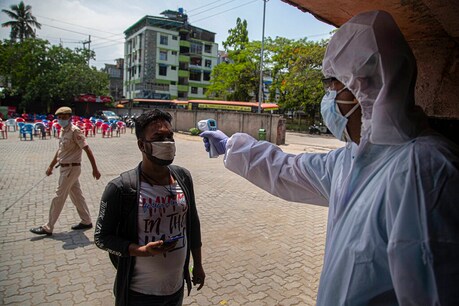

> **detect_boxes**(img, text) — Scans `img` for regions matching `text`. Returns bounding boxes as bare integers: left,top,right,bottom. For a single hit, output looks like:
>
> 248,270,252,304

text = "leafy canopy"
0,38,109,112
1,1,41,42
207,17,329,123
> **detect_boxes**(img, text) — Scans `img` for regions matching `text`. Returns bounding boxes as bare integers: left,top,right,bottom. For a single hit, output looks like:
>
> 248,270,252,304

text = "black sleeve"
94,182,132,257
186,170,202,249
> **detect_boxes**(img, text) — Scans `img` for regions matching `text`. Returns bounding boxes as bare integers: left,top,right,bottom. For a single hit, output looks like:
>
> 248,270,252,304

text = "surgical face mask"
321,88,360,142
58,119,70,128
143,140,176,166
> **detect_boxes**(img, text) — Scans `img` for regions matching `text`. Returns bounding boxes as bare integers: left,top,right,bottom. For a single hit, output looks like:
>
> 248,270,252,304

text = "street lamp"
257,0,269,113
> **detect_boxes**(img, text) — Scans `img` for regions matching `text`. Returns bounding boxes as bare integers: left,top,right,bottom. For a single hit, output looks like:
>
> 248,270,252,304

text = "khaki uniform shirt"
58,124,88,164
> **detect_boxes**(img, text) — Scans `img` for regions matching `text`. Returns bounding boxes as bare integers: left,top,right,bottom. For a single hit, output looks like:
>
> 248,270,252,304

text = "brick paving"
0,129,339,305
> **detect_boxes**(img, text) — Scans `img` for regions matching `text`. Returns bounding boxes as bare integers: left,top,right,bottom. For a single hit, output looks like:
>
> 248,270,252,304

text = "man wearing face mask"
200,10,459,305
95,109,205,306
30,106,101,236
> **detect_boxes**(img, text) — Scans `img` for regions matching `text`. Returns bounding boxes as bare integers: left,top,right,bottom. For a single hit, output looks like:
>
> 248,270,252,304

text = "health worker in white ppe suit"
200,10,459,306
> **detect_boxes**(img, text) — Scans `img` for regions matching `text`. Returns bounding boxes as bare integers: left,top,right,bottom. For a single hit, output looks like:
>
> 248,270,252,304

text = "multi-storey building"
123,9,218,100
103,58,124,101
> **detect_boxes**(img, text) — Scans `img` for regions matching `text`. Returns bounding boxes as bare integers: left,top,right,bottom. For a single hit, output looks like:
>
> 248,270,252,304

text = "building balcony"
179,55,190,63
178,85,189,92
179,40,190,47
178,70,190,78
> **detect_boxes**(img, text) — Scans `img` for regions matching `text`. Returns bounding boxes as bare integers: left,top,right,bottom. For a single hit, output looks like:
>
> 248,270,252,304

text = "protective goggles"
321,77,338,90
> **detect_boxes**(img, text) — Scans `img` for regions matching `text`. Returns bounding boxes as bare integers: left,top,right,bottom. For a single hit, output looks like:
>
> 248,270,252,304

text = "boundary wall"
115,108,286,145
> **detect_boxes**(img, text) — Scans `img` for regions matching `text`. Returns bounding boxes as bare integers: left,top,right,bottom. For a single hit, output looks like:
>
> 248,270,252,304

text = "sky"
0,0,336,69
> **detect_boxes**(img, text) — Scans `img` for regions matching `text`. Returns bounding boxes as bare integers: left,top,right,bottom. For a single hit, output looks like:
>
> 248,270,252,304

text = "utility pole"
258,0,269,113
83,35,91,66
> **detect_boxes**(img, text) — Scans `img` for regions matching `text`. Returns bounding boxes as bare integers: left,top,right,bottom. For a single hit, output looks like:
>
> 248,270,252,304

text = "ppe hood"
322,10,427,145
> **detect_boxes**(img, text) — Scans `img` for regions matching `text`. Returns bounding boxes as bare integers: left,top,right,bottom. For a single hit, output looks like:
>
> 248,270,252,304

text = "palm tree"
1,1,41,42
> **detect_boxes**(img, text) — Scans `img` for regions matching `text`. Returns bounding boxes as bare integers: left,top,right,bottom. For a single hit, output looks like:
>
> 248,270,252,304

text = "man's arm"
95,183,130,257
46,150,59,176
191,247,205,290
83,145,101,180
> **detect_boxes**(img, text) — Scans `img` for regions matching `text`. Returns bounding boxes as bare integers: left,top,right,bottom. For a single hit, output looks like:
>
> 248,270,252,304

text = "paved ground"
0,129,342,305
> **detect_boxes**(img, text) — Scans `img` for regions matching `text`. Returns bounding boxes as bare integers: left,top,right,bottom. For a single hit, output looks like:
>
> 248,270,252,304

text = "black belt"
60,163,81,167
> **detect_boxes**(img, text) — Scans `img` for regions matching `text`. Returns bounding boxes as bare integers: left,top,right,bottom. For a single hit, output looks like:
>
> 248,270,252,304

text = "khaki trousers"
43,166,91,232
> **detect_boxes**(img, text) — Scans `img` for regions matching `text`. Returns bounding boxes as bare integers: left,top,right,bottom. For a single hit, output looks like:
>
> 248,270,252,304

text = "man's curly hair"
134,109,172,139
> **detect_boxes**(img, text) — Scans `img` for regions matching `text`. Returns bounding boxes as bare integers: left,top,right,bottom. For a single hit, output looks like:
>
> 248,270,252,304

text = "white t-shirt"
130,181,188,295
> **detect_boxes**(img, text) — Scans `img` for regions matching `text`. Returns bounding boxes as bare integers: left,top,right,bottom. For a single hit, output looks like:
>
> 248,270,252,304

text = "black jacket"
94,163,202,306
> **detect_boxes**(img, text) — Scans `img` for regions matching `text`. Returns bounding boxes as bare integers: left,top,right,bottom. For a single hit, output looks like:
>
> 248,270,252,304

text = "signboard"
197,103,252,112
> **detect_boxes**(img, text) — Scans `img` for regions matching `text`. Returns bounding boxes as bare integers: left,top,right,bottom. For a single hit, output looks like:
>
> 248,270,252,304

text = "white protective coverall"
223,11,459,305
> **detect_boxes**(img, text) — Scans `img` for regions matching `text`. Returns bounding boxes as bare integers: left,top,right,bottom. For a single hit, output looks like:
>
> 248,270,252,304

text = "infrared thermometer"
197,119,218,158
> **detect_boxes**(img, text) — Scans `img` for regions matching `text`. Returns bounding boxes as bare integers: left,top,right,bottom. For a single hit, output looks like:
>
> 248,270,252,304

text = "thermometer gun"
197,119,218,158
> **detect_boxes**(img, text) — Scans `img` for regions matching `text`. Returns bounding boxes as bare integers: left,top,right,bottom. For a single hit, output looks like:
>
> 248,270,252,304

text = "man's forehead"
146,120,171,131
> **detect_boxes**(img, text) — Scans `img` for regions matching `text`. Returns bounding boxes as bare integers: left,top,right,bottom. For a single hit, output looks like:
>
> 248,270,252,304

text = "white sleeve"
224,133,338,206
386,138,459,305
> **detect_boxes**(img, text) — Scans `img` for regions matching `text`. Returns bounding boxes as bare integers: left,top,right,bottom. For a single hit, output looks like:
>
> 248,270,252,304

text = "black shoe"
71,223,93,230
30,226,52,236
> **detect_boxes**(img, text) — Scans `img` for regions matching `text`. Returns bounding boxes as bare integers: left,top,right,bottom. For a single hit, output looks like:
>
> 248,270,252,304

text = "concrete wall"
412,38,459,119
114,107,286,144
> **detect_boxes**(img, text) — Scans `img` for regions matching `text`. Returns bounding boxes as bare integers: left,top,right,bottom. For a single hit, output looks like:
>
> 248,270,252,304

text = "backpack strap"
169,165,191,195
120,167,138,192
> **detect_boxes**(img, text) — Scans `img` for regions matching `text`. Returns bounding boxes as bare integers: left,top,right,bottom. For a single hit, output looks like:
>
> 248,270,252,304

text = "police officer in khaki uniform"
30,107,101,236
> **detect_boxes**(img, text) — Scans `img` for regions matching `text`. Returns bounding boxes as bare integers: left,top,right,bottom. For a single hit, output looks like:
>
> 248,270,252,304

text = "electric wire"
191,0,259,24
187,0,230,13
3,1,332,66
35,14,121,36
189,0,241,17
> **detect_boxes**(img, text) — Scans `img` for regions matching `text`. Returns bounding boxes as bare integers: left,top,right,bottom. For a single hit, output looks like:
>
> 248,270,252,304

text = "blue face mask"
320,88,360,142
58,119,70,128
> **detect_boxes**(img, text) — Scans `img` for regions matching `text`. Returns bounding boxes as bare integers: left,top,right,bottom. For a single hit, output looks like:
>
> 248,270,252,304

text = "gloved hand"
199,130,229,155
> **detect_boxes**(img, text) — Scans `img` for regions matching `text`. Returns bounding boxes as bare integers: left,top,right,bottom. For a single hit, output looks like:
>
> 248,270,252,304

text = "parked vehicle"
95,110,120,122
309,124,321,135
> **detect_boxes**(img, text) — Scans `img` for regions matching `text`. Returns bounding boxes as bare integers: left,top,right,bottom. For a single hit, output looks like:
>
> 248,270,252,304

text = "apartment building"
123,9,218,100
103,58,124,101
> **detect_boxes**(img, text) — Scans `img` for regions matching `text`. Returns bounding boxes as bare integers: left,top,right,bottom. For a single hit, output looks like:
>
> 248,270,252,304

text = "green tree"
0,39,108,113
207,18,260,101
1,1,41,42
268,37,328,123
222,17,248,51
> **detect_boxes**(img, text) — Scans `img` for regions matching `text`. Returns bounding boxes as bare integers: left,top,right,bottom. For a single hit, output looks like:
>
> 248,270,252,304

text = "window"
171,81,176,85
190,71,201,81
190,57,202,66
205,59,212,68
160,50,168,61
171,66,176,70
159,65,167,76
190,43,203,54
203,88,207,95
172,35,178,40
204,44,212,53
172,51,177,56
160,35,168,45
191,87,198,94
203,71,211,81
